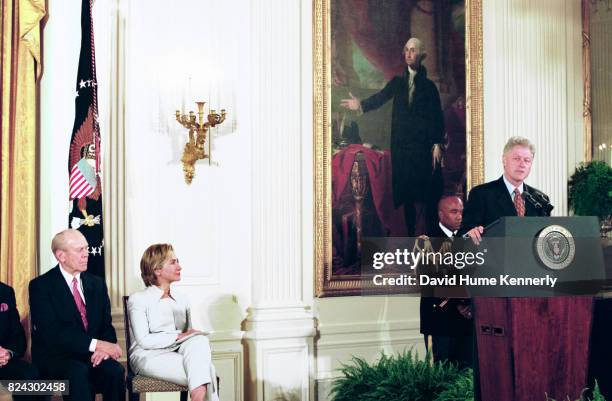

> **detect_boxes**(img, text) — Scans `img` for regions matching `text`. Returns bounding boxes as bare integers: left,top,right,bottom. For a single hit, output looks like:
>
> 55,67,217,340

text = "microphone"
461,219,501,239
521,191,542,209
522,190,554,216
532,190,553,210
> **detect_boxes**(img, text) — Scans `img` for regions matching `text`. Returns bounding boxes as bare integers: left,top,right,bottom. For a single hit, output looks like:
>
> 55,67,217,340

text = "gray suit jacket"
127,285,191,372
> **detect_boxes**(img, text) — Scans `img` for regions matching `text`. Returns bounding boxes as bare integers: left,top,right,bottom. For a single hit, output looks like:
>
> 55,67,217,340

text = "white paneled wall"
314,297,424,400
483,0,583,215
40,1,587,401
123,0,251,298
122,2,250,400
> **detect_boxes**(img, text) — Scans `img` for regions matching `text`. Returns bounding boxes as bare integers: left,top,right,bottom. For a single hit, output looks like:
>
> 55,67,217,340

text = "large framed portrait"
314,0,484,297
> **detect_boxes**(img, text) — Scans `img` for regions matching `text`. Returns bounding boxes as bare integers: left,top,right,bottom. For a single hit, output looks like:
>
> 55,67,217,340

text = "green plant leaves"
568,161,612,220
330,351,606,401
329,350,473,401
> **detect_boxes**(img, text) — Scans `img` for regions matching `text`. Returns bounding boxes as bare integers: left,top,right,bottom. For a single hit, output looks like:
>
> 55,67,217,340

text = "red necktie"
514,188,525,217
72,277,89,330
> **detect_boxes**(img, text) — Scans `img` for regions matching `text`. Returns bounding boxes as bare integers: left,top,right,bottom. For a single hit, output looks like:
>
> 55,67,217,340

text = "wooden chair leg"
180,391,189,401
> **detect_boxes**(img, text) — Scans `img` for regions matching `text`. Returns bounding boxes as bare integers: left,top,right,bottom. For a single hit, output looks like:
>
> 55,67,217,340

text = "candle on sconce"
181,86,186,114
208,84,211,115
188,77,193,111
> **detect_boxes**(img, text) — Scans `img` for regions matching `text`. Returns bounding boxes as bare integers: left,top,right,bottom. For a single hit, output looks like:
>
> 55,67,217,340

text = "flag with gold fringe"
67,0,104,278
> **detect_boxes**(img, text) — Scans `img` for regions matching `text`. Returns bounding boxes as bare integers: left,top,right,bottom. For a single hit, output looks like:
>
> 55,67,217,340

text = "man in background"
29,229,124,401
0,282,40,401
420,195,473,369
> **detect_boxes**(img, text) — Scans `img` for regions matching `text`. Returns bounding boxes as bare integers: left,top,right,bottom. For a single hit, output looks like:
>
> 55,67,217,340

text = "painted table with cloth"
332,144,406,275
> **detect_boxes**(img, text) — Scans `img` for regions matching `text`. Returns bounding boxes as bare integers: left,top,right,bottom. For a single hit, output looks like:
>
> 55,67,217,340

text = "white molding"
317,319,420,335
212,349,244,401
102,0,128,308
316,337,422,352
209,330,245,342
245,337,315,401
314,317,424,383
262,345,311,401
315,337,424,384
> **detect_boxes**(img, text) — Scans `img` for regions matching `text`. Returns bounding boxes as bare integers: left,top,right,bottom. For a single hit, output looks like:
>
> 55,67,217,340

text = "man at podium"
460,136,550,401
460,136,550,241
457,137,597,401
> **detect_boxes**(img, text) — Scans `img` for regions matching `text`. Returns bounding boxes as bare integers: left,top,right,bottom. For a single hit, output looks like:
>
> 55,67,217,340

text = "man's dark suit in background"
420,224,473,369
0,282,40,401
29,267,124,401
29,229,124,401
420,196,473,369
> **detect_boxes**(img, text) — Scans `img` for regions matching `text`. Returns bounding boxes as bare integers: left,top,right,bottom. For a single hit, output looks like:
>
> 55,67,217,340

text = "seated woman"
128,243,219,401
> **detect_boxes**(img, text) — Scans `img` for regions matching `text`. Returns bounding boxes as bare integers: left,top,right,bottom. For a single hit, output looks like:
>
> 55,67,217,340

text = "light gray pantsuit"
127,286,219,400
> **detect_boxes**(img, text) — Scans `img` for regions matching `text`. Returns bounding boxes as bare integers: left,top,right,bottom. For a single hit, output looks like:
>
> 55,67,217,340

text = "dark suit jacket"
459,176,548,235
420,224,472,336
361,66,444,205
29,266,117,366
0,282,26,358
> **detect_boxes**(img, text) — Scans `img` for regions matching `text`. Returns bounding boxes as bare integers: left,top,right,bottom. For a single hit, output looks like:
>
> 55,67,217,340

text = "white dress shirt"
502,174,524,201
58,265,97,352
438,222,456,238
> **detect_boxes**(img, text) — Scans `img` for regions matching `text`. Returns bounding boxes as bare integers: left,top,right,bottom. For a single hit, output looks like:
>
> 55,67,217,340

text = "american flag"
66,0,105,278
69,158,96,199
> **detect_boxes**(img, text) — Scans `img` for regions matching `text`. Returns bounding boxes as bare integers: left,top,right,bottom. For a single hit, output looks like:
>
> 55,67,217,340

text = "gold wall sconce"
175,101,226,184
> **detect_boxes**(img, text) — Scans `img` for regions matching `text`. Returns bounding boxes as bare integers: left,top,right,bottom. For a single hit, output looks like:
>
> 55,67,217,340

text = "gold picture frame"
314,0,484,297
581,0,592,162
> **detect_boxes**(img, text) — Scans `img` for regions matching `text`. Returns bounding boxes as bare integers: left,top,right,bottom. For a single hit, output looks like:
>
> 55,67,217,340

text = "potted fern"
568,160,612,237
329,350,473,401
330,351,606,401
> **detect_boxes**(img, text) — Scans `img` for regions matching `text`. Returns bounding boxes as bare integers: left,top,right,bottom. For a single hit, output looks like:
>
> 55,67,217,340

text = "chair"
122,296,189,401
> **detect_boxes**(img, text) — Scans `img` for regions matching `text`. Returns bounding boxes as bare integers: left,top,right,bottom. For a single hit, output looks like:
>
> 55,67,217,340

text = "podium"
472,217,605,401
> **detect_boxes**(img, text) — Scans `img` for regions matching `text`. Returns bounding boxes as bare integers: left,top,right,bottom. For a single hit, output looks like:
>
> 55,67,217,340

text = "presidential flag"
67,0,104,278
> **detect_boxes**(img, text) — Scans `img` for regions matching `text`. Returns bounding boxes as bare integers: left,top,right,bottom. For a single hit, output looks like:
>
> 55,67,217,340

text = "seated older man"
29,229,125,401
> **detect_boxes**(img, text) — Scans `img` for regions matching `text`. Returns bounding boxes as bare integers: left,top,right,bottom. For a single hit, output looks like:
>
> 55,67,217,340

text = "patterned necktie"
514,188,525,217
72,277,88,330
